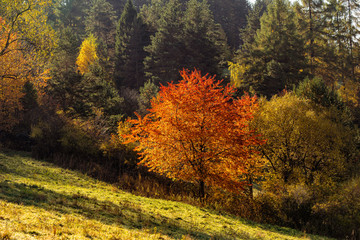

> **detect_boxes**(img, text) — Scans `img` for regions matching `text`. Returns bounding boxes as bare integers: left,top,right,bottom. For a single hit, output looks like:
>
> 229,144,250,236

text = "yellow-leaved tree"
76,34,99,74
253,93,356,188
0,0,56,131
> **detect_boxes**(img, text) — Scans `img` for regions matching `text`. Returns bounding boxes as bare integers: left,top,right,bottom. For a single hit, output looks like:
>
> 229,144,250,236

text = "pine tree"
143,0,185,84
144,0,229,85
236,0,308,97
182,0,229,76
240,0,269,51
207,0,250,49
85,0,117,74
114,0,148,89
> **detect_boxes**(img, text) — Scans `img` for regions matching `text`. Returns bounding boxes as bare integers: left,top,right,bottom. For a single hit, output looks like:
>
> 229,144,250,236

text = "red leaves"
124,69,264,193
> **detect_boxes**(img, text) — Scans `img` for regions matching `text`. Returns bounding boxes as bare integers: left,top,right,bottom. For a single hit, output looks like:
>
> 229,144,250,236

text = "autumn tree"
0,0,55,131
76,34,99,75
253,92,357,188
124,69,264,198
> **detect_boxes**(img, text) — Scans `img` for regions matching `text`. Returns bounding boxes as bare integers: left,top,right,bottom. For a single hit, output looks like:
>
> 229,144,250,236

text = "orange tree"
124,69,264,198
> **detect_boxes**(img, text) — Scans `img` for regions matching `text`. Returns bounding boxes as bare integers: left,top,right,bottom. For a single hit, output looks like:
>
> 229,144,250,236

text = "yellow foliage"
338,80,360,108
253,93,354,187
228,61,247,88
0,18,29,130
76,35,99,74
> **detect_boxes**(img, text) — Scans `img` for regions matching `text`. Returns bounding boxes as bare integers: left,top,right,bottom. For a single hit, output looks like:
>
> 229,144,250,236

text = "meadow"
0,150,331,240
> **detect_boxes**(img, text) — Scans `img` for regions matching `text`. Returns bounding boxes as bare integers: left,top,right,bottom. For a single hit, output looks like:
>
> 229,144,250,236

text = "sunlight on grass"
0,150,332,239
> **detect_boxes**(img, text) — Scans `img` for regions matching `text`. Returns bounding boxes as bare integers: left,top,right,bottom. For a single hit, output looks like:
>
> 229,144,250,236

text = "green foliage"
296,77,342,108
80,64,124,117
295,77,356,129
240,0,269,50
85,0,117,74
207,0,250,48
235,0,308,97
114,0,148,89
137,80,159,116
143,0,229,85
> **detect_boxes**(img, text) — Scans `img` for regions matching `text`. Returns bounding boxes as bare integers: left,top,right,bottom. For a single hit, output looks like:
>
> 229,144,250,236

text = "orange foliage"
0,17,48,130
124,69,264,196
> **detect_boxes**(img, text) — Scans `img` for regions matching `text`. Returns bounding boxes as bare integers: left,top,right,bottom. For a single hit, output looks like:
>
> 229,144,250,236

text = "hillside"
0,150,331,240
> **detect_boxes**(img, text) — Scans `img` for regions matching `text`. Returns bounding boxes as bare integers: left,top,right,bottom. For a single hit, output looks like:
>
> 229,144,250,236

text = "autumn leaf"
124,69,265,198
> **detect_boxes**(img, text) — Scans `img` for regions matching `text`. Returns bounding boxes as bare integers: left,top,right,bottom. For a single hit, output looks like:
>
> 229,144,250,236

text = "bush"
311,177,360,239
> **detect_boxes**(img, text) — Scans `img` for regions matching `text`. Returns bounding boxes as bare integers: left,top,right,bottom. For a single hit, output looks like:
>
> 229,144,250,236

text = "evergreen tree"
56,0,91,36
240,0,269,51
208,0,250,49
144,0,229,85
114,0,148,89
85,0,117,74
182,0,229,76
143,0,185,84
236,0,308,97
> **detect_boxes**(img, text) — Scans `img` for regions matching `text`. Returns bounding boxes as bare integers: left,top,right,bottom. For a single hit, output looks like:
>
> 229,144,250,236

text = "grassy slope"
0,150,331,240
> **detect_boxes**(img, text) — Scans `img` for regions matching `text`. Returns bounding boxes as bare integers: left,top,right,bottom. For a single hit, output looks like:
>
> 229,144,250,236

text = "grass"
0,149,332,240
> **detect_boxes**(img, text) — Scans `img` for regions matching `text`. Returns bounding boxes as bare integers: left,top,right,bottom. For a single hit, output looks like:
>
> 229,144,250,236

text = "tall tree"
233,0,308,97
240,0,269,52
114,0,148,89
124,69,264,198
208,0,250,49
85,0,117,74
0,18,30,131
55,0,91,36
144,0,229,85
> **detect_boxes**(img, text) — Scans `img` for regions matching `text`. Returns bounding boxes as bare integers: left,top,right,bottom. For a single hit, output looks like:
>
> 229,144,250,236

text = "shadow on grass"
0,180,214,239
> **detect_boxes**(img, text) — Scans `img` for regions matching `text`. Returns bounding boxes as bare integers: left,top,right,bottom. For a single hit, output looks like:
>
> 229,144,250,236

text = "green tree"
114,0,148,89
207,0,250,49
240,0,269,50
85,0,117,74
143,0,184,84
144,0,229,85
234,0,308,97
137,80,159,116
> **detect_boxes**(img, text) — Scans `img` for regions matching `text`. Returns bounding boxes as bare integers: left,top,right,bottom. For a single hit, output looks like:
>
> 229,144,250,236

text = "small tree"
124,69,264,198
76,34,98,75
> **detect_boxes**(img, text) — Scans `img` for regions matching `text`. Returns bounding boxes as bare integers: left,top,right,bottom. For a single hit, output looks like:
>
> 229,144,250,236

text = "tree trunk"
199,180,205,200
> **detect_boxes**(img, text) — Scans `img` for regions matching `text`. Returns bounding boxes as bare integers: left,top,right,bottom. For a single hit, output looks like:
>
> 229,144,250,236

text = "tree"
0,11,51,131
253,92,356,187
207,0,250,49
114,0,148,89
85,0,117,74
143,0,185,84
124,69,264,198
234,0,308,97
137,80,159,116
76,34,99,75
240,0,269,51
144,0,229,85
0,0,56,59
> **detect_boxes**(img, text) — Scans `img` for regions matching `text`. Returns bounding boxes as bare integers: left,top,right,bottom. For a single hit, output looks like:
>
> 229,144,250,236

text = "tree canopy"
124,69,264,198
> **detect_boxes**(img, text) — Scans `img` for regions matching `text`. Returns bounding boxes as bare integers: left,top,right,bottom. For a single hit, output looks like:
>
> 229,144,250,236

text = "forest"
0,0,360,239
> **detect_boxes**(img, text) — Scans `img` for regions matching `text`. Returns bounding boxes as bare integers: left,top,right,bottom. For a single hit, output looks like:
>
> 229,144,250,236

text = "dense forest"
1,0,360,238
